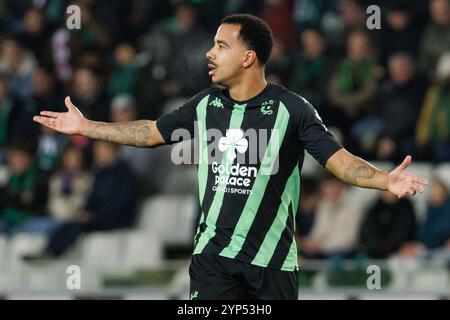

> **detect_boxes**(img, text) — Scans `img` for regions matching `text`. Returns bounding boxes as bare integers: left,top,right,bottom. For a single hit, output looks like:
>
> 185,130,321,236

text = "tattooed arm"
81,119,164,147
33,96,165,147
325,149,387,190
325,148,428,198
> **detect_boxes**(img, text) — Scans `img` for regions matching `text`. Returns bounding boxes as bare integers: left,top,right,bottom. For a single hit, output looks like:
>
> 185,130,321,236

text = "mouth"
208,63,217,76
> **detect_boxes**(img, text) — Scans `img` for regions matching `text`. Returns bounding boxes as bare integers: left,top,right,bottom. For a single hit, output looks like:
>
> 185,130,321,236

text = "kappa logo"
218,129,248,161
261,100,274,115
209,97,224,108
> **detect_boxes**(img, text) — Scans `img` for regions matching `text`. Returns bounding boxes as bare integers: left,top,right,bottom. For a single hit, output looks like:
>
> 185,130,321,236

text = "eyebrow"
215,39,229,47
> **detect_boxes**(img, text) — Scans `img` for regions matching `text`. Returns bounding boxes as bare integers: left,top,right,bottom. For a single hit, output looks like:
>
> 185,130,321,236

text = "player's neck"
228,73,267,102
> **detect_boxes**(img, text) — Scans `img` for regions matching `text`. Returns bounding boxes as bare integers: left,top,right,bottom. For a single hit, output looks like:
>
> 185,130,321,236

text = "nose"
206,47,214,61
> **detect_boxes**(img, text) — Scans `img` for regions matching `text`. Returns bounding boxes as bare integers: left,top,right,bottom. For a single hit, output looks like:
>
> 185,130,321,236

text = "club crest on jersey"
261,100,274,115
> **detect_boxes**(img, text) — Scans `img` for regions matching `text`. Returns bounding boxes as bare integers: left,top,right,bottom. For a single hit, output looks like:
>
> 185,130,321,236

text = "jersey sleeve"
289,94,343,166
156,90,207,144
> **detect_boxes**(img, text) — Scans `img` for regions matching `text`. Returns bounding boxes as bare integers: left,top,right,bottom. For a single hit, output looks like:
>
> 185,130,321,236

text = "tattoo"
343,159,376,185
85,120,154,147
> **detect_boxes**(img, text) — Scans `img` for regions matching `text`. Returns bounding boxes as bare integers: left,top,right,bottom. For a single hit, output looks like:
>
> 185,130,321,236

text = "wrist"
382,171,389,191
79,118,90,135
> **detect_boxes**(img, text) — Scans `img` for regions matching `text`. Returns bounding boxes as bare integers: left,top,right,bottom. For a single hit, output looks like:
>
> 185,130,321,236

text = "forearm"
80,119,157,147
326,149,388,191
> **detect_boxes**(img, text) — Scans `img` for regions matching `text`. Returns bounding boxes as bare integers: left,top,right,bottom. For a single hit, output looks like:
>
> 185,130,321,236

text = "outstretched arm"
325,148,428,198
33,97,165,148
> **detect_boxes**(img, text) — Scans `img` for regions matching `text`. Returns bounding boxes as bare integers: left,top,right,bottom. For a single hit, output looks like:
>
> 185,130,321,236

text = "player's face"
206,24,249,87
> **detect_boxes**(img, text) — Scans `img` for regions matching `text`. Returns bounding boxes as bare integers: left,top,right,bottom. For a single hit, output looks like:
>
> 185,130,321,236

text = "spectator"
296,176,320,240
107,42,139,99
322,0,367,54
110,94,168,196
300,174,365,259
0,73,41,153
0,76,18,161
259,0,296,49
68,0,111,57
376,53,427,162
0,139,48,235
6,142,90,236
419,0,450,76
289,27,334,113
29,66,64,114
338,0,366,31
0,36,36,100
24,140,137,259
70,67,109,122
266,38,292,86
399,178,450,257
50,28,73,83
328,30,381,155
359,191,416,259
0,1,35,33
141,2,211,97
416,53,450,162
292,0,324,32
18,8,51,67
47,142,92,222
73,46,106,79
133,56,168,120
36,125,68,173
380,3,422,66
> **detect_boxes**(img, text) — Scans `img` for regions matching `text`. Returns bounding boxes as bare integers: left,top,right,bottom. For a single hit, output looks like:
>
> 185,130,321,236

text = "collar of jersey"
219,83,273,110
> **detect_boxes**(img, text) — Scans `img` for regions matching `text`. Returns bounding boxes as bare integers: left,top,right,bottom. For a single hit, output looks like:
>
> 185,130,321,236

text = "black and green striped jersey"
156,83,342,271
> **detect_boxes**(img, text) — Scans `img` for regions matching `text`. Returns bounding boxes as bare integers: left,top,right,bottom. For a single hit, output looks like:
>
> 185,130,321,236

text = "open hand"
388,155,429,198
33,96,85,135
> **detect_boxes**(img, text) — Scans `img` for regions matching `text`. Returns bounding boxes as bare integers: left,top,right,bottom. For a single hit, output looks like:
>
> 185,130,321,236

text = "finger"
412,176,429,185
33,116,56,128
65,96,75,111
412,183,424,193
398,155,412,171
40,111,61,118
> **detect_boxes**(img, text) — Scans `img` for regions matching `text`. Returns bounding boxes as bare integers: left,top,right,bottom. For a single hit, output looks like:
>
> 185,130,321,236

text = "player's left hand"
388,155,429,198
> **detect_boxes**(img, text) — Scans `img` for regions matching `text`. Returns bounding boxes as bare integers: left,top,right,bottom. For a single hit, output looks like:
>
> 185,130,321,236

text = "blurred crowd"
297,173,450,261
0,0,449,261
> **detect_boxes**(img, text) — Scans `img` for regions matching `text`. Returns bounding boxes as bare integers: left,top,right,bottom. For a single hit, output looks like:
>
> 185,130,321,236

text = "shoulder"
274,85,316,116
184,87,222,106
194,87,222,100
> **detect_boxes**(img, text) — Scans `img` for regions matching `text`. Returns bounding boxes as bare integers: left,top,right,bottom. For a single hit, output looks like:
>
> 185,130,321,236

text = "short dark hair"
221,14,273,65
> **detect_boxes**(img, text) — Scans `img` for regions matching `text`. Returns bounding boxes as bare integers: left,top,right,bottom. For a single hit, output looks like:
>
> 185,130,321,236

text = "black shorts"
189,253,298,300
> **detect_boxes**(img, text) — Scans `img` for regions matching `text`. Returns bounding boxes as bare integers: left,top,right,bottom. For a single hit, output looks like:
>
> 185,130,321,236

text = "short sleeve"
293,95,343,166
156,90,207,144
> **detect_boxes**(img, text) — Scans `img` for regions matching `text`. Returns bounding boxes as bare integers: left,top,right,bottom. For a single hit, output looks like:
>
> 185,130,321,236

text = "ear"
243,50,257,68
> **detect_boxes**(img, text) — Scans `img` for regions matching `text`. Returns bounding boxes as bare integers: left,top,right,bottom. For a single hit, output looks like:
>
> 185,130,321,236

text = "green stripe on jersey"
282,165,300,271
282,236,299,271
193,95,210,245
219,101,290,259
251,165,299,268
194,103,246,254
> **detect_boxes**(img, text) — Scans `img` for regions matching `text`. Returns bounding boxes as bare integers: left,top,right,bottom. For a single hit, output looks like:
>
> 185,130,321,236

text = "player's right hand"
33,96,86,135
